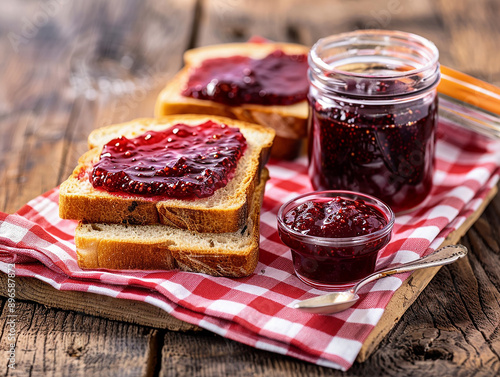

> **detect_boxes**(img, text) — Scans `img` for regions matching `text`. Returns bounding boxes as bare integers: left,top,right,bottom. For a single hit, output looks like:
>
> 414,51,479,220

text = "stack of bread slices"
59,42,309,277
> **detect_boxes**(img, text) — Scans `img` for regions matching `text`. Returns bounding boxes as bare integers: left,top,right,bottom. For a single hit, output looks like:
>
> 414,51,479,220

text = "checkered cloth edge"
0,121,499,371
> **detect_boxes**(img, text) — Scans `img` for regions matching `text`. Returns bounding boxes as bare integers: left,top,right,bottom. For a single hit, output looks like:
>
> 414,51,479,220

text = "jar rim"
277,190,395,247
310,29,440,80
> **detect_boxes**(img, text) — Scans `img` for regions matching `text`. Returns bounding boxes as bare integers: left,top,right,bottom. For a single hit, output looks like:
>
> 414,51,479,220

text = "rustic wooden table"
1,0,500,376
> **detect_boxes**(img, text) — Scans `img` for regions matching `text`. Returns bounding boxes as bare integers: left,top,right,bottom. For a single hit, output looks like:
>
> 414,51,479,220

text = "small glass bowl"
277,190,395,290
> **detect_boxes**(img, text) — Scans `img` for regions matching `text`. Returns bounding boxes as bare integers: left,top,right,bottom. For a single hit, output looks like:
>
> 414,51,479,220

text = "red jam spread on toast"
283,197,387,238
91,121,247,198
182,50,308,106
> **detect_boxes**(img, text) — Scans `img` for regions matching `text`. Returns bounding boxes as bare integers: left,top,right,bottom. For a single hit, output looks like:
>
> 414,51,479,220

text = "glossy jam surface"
91,121,246,199
278,195,392,288
182,50,308,106
284,197,387,238
308,94,438,213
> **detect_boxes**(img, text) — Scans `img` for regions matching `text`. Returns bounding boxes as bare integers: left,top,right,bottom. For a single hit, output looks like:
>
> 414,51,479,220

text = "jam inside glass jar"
307,30,441,213
277,191,394,290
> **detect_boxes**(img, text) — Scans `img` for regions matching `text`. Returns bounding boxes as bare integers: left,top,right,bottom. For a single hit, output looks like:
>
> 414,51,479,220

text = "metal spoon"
294,244,468,315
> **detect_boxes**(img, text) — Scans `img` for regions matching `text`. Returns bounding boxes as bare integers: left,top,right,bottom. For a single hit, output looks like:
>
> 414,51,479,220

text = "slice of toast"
59,115,274,233
154,42,309,160
74,168,269,277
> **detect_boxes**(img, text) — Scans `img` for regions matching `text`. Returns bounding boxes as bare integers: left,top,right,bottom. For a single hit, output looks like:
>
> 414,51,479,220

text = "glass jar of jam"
307,30,441,213
277,190,394,290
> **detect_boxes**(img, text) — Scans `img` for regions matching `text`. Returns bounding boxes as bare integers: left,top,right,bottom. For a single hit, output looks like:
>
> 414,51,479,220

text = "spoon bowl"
294,244,468,314
295,291,359,314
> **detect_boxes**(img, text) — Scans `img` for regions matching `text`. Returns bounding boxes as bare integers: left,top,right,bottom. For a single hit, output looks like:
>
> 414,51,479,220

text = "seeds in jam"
91,121,247,198
279,196,391,286
182,50,308,106
308,89,437,213
284,197,387,238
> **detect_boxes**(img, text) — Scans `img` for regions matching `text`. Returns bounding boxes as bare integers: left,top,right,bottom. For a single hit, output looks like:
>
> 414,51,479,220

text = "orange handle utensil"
438,65,500,116
438,66,500,139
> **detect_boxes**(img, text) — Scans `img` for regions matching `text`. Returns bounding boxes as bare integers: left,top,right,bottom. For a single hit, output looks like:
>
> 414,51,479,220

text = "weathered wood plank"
0,0,197,214
438,0,500,84
1,0,500,376
346,190,500,376
59,0,199,184
197,0,448,50
0,274,198,332
0,299,159,377
357,185,498,361
160,329,340,377
0,1,198,375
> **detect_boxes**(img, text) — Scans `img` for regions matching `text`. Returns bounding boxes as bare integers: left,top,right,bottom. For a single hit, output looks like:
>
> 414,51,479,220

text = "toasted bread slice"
59,115,274,233
74,168,269,277
154,42,309,160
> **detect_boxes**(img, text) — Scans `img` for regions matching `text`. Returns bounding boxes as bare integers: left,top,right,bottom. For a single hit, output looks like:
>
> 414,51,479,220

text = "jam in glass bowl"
277,190,395,290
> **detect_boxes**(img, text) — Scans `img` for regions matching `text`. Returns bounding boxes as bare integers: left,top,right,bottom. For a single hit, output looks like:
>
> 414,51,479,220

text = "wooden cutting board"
0,185,497,362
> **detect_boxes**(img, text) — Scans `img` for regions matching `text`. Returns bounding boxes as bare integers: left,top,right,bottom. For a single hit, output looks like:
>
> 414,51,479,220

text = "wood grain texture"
0,0,197,214
160,329,339,377
357,184,498,362
197,0,448,54
0,275,198,332
0,299,159,377
0,0,500,376
345,190,500,377
438,0,500,83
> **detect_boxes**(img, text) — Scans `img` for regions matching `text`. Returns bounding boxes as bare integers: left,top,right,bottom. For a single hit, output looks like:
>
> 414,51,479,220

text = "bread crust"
154,42,309,160
75,169,269,277
59,115,274,233
76,237,177,270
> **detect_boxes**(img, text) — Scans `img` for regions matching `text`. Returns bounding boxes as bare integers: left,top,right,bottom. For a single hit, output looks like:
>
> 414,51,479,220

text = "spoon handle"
353,244,468,294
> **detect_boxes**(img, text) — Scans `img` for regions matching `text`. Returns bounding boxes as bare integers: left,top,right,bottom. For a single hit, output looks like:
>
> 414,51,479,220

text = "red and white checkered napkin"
0,122,499,371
